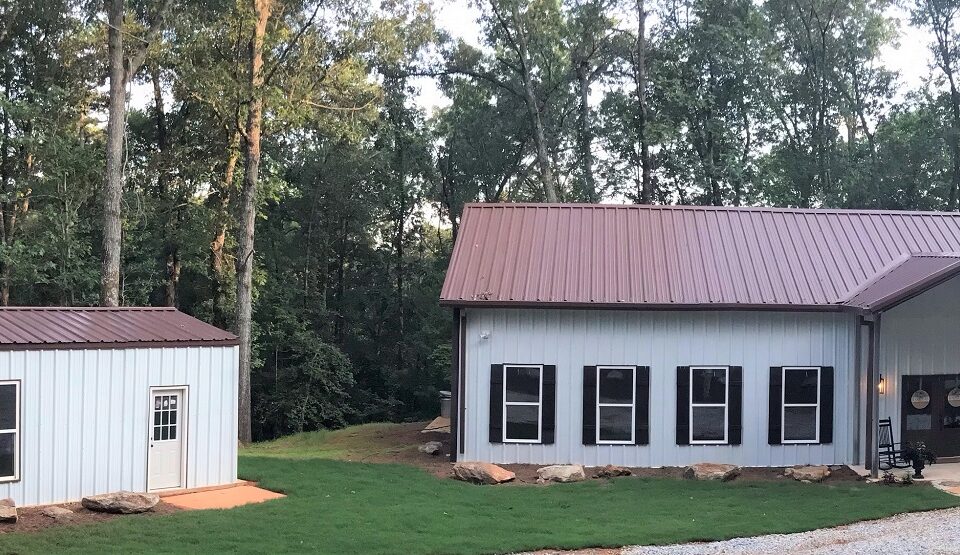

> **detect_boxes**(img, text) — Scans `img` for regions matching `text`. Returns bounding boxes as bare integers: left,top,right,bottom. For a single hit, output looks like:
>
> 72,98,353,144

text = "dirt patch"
368,422,864,485
0,501,181,534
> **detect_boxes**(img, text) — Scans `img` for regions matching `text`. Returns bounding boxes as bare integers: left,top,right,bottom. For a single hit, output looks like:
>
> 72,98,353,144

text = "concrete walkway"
163,484,285,510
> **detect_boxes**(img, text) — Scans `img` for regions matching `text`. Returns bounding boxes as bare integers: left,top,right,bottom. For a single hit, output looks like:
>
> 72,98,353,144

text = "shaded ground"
245,422,863,484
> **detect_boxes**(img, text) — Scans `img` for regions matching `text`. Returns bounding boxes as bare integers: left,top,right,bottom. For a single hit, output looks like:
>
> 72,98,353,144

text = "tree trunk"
634,0,652,204
576,62,596,202
100,0,126,307
947,70,960,210
236,0,272,444
511,6,559,202
210,130,240,326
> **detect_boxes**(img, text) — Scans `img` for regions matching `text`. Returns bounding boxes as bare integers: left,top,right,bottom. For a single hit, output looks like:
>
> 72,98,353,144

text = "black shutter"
489,364,504,443
676,366,690,445
542,365,556,444
768,367,782,445
582,366,597,445
820,366,834,444
729,366,743,445
635,366,650,445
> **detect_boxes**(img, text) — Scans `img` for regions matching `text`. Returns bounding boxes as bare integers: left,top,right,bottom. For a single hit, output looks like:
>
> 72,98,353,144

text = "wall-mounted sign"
948,387,960,408
912,389,931,410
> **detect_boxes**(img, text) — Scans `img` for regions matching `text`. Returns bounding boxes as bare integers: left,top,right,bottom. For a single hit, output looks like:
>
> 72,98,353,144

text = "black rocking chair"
878,418,911,470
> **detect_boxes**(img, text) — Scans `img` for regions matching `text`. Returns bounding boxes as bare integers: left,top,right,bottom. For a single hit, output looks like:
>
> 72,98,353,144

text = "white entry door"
148,388,186,491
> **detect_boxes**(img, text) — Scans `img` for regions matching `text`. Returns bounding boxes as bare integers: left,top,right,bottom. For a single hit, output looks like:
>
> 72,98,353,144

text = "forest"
1,0,959,441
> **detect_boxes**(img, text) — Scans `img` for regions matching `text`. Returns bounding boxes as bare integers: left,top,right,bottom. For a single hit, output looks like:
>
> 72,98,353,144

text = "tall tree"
100,0,174,306
912,0,960,210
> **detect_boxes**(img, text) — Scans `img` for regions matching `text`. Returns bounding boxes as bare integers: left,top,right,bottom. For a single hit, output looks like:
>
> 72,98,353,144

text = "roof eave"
440,299,850,312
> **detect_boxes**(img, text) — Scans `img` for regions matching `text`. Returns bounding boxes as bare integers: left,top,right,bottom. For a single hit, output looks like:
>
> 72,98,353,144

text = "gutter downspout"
449,308,461,462
863,314,882,479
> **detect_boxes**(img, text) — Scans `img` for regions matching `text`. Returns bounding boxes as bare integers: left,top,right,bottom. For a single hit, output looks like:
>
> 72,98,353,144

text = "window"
596,366,636,444
782,367,820,443
0,381,19,482
690,366,728,444
503,365,542,443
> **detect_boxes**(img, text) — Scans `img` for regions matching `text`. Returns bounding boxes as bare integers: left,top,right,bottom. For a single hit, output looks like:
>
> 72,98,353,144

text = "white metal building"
0,307,239,506
441,204,960,477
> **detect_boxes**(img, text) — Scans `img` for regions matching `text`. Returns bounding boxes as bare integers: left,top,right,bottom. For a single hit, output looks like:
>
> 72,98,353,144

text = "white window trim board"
689,366,729,445
503,364,543,444
0,380,20,482
781,366,821,444
596,365,636,445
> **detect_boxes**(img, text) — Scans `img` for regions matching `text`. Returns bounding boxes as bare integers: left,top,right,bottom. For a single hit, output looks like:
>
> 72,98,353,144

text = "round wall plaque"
948,387,960,408
912,389,931,410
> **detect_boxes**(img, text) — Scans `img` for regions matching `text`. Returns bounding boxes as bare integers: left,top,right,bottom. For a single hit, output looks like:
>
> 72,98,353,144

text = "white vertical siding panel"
463,308,857,467
0,344,238,506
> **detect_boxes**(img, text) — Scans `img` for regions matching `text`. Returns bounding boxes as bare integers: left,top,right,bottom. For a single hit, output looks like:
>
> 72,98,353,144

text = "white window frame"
503,364,543,444
596,366,636,445
690,366,729,445
0,380,20,482
781,366,821,444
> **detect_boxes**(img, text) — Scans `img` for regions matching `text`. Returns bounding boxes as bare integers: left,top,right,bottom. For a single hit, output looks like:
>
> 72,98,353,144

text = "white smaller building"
0,307,239,506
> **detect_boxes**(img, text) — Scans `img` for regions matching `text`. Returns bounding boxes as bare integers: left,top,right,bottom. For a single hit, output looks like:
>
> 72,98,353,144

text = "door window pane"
783,406,817,441
692,369,726,404
505,404,539,440
907,414,932,430
0,385,15,430
598,368,633,404
599,406,632,442
784,369,819,404
505,367,540,403
0,433,13,478
692,406,726,441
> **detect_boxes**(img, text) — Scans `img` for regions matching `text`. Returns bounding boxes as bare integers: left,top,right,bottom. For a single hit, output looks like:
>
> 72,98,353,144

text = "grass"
2,425,959,554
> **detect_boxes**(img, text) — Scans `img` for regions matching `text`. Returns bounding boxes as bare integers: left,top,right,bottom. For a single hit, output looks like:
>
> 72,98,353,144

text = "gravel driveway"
624,507,960,555
522,507,960,555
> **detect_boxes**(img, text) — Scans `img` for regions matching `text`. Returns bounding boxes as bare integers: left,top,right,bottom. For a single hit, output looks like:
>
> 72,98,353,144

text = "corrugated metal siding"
0,345,238,506
878,274,960,433
0,307,237,347
462,308,857,467
442,204,960,308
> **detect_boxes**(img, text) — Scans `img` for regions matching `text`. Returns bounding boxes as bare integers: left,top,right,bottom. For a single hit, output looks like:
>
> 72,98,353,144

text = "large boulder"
81,491,160,514
682,463,741,482
40,506,75,522
418,441,443,456
452,462,516,485
594,465,632,479
537,464,587,483
785,465,831,482
0,498,16,523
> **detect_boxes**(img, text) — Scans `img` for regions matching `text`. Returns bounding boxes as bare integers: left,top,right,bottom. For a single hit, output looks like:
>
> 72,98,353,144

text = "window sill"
597,440,635,445
689,440,729,445
781,439,819,444
502,439,541,444
0,476,20,483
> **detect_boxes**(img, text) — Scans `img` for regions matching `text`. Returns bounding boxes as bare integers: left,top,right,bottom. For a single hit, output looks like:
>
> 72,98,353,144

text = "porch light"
878,375,886,395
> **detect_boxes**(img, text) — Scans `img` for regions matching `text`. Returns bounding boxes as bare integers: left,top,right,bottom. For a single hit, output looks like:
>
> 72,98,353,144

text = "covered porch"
849,253,960,478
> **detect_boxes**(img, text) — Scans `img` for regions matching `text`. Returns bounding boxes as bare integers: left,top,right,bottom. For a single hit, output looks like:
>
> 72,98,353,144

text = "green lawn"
2,426,959,554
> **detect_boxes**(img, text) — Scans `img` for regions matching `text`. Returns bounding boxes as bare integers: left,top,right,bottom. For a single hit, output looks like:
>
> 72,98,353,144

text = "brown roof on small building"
440,203,960,312
0,307,238,350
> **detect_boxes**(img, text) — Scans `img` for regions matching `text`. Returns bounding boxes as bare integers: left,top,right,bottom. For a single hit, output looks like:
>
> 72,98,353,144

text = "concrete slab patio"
162,484,285,510
849,462,960,495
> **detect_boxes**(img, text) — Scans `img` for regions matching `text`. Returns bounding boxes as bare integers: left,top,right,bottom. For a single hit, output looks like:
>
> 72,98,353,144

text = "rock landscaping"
418,441,443,456
536,464,586,483
81,491,160,514
0,498,17,523
594,465,632,478
785,465,831,482
682,463,740,481
39,506,75,522
452,461,516,485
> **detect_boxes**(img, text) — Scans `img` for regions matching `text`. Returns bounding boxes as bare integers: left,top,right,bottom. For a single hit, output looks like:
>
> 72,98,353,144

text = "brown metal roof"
440,203,960,311
841,253,960,312
0,307,238,350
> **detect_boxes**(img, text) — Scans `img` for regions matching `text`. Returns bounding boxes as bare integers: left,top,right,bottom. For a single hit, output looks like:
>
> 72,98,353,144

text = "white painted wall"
0,345,238,506
879,274,960,429
461,308,858,467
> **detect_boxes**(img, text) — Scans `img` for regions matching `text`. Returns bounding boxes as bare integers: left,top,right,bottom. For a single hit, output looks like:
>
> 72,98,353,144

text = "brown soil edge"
377,422,864,484
0,500,182,534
